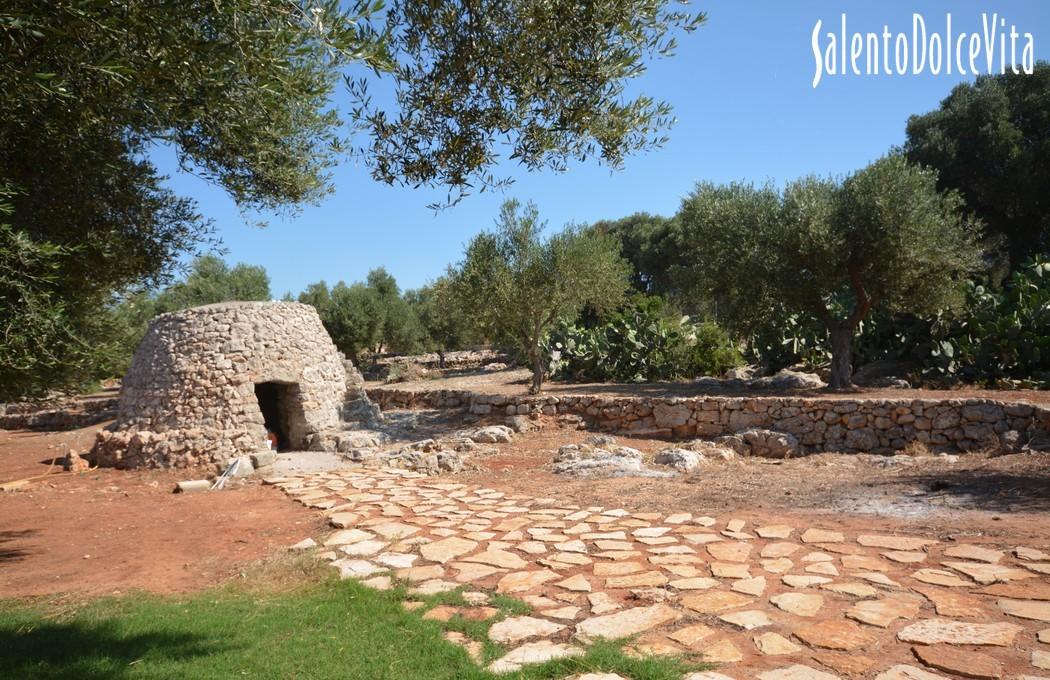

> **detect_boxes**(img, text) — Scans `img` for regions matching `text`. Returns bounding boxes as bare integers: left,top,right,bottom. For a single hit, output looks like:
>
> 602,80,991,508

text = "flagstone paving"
266,467,1050,678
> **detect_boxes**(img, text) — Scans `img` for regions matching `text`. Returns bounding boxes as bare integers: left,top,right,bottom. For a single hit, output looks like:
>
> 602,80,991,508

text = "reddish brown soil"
0,425,324,600
458,421,1050,547
370,367,1050,403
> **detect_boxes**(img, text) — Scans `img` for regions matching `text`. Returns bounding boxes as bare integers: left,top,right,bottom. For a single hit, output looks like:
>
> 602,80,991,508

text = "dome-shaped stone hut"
93,301,349,470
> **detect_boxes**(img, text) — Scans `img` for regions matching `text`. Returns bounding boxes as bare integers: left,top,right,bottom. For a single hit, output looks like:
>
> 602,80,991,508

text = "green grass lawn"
0,561,708,680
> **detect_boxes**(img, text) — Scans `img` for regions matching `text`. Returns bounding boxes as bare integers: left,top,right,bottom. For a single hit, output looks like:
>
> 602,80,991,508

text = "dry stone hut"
93,301,365,470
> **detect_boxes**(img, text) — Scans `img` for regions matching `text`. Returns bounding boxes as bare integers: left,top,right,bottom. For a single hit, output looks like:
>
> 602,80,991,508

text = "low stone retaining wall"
367,387,1050,454
0,396,119,431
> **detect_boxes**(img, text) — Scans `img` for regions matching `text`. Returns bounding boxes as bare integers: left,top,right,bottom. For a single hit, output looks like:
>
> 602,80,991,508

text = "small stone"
783,574,832,588
763,542,802,558
1033,651,1050,671
754,632,803,656
444,630,484,663
497,569,559,593
324,529,374,546
359,575,393,590
944,562,1036,585
821,582,878,598
289,538,317,551
587,592,622,614
711,562,751,579
1039,628,1050,643
541,605,581,621
757,525,795,539
912,644,1003,679
423,605,460,622
857,535,937,551
912,586,987,617
912,569,971,587
732,576,767,595
1016,547,1050,561
762,558,795,574
606,571,668,589
846,595,922,628
708,541,752,562
670,577,719,590
556,574,592,592
460,549,527,569
896,619,1023,646
339,540,386,556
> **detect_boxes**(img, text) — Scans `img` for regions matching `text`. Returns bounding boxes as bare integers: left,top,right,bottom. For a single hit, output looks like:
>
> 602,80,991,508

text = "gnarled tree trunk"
828,322,854,388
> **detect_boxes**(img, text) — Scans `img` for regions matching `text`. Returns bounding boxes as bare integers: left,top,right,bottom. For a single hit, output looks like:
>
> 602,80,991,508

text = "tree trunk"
438,349,446,369
828,322,854,389
528,342,544,394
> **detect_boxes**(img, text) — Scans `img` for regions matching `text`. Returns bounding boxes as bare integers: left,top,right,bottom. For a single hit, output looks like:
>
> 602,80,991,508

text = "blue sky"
152,1,1050,297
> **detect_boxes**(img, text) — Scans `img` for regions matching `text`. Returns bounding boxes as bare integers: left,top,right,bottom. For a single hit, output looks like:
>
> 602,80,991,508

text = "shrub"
547,297,741,383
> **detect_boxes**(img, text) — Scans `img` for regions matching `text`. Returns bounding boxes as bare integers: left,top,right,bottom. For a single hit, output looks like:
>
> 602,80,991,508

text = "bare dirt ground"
370,367,1050,403
454,419,1050,547
0,424,324,600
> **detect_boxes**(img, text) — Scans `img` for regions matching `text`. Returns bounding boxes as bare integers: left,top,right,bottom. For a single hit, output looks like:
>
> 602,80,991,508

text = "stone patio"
268,467,1050,678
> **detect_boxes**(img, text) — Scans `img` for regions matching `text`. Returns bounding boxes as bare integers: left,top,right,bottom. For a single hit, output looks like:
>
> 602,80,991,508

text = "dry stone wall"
93,302,348,470
369,387,1050,454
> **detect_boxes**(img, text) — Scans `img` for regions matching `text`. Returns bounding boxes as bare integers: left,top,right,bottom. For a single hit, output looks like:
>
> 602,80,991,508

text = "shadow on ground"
0,529,35,564
0,620,220,680
908,465,1050,513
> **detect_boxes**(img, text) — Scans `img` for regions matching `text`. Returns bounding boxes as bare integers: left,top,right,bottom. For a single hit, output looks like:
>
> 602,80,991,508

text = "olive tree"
449,200,630,393
675,155,983,388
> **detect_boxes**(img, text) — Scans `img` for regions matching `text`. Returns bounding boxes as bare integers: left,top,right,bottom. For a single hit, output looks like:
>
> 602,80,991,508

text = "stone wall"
0,395,118,431
93,302,348,470
368,387,1050,454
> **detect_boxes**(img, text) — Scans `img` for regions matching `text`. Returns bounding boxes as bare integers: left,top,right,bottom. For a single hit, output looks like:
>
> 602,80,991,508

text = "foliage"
349,0,706,205
448,199,631,392
674,154,983,387
0,576,704,680
905,62,1050,269
0,0,385,397
405,277,477,363
547,295,741,383
299,268,423,361
588,213,681,300
925,259,1050,386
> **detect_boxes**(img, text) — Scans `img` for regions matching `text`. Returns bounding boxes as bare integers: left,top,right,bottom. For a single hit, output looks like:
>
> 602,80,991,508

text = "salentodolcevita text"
811,13,1036,88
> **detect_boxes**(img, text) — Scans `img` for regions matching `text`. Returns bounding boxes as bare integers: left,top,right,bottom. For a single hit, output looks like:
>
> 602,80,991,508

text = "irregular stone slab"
794,620,876,651
497,569,559,593
943,545,1003,564
783,574,832,588
1039,628,1050,643
771,592,824,617
1017,546,1050,561
575,604,679,642
423,605,460,622
444,630,484,663
409,579,460,596
979,582,1050,600
594,561,645,576
763,558,795,574
682,591,754,614
912,644,1003,679
359,575,393,590
883,551,928,564
397,564,445,582
842,555,891,572
801,529,844,544
944,562,1036,585
757,525,795,539
858,535,937,551
708,542,752,562
896,619,1023,646
701,639,743,663
606,571,668,589
806,562,839,577
290,538,318,551
587,592,622,615
732,576,767,595
762,542,801,558
370,522,420,539
670,577,719,590
340,540,386,556
711,562,751,579
846,595,922,628
556,574,592,592
719,610,773,630
375,552,417,568
754,632,803,656
853,571,901,588
811,651,876,676
324,529,375,546
460,549,528,569
488,641,584,673
912,585,987,617
1034,650,1050,671
668,623,717,647
450,561,506,583
821,582,878,598
997,598,1050,622
757,665,841,680
684,673,736,680
488,616,565,644
420,536,478,564
1025,563,1050,575
912,569,971,587
875,665,950,680
333,559,384,579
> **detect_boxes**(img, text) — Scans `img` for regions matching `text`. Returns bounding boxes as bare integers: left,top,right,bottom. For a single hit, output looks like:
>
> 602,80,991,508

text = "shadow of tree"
0,529,35,564
907,465,1050,513
0,619,223,680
